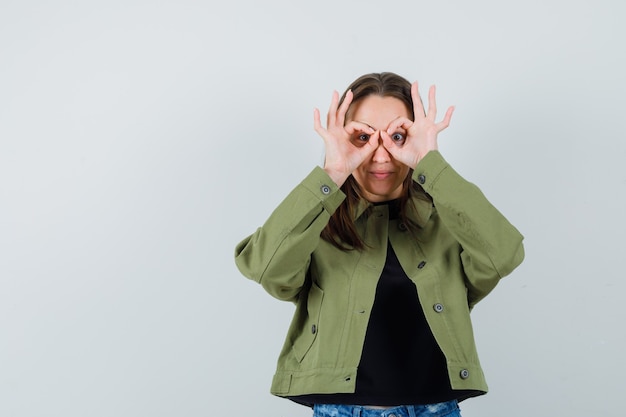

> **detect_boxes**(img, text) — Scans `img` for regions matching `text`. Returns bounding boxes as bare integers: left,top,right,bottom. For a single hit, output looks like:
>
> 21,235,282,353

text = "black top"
290,201,471,407
349,239,456,405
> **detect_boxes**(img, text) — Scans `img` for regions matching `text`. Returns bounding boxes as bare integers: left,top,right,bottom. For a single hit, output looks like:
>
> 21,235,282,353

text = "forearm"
414,151,525,305
234,167,345,301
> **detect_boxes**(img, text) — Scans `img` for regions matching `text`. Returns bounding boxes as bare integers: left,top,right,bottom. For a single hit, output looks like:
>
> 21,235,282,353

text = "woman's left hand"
381,82,454,168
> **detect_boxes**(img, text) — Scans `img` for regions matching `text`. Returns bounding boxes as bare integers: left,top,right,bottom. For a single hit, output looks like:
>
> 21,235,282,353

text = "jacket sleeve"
234,167,345,302
413,151,525,308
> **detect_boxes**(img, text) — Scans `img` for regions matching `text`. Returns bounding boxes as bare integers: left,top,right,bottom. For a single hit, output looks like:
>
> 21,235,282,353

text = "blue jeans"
312,400,461,417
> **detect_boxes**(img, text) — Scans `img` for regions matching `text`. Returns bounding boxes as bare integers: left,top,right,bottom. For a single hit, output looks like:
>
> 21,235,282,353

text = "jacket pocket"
292,282,324,363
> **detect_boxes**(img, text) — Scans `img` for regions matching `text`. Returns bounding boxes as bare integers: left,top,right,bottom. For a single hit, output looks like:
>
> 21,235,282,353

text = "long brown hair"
320,72,430,250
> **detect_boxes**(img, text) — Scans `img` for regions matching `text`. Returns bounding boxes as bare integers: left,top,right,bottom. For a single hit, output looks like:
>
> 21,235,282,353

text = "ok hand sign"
314,90,380,187
381,82,454,169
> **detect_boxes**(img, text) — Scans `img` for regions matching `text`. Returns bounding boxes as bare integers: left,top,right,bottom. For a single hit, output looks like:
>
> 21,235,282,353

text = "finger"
314,108,333,143
365,129,380,144
344,120,375,135
327,90,339,127
348,130,378,167
336,90,353,127
313,108,324,133
411,82,426,118
386,117,413,135
380,130,397,149
361,130,381,154
427,85,437,120
436,105,455,131
380,130,404,161
380,130,391,146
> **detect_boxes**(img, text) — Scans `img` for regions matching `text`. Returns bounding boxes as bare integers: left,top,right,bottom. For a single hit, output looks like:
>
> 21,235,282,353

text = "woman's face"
347,94,411,203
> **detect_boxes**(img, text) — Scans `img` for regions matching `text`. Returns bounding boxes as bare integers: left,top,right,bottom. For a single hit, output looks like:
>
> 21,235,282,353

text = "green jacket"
234,151,524,399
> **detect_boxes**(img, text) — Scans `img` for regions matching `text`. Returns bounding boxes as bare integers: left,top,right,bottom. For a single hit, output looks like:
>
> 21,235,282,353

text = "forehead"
348,95,410,128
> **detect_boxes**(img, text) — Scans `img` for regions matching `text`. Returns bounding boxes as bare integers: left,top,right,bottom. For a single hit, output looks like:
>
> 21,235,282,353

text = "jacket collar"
353,194,433,228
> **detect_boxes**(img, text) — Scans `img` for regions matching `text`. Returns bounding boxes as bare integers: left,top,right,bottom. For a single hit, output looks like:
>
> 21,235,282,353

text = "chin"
365,189,396,201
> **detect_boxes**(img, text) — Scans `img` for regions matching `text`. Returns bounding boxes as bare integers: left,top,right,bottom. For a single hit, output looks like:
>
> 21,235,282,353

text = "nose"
372,138,391,163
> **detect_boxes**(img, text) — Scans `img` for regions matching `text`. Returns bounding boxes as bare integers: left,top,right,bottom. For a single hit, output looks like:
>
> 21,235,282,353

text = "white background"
1,1,625,416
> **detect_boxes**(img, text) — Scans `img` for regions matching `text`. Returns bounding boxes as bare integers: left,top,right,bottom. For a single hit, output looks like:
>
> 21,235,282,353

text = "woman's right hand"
314,90,379,187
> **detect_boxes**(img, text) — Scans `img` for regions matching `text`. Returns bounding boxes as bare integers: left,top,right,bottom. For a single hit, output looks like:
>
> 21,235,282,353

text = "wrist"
323,167,349,187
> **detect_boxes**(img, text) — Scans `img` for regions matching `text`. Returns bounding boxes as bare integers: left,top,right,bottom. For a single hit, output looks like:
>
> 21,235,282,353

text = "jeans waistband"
313,400,459,417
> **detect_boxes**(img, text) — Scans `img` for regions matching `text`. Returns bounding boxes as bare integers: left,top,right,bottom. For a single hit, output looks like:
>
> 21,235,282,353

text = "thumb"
353,131,379,163
380,131,400,156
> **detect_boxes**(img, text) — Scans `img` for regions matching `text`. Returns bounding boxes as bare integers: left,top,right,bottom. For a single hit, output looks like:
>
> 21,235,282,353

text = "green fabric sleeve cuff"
412,150,449,192
300,166,346,215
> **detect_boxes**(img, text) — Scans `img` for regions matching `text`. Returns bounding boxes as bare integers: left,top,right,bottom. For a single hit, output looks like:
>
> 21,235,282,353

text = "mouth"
370,171,393,180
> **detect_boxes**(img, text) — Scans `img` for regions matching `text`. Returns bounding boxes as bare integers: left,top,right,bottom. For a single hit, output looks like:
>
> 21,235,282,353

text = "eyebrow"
354,118,406,131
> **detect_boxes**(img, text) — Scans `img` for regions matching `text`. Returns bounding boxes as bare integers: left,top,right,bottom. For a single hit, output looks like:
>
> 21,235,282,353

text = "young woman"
235,72,524,417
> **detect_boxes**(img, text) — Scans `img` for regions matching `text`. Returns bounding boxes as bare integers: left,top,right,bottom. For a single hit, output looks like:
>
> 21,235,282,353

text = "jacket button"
417,261,426,269
311,324,317,334
398,222,407,231
433,303,444,313
460,369,470,379
320,185,331,195
417,174,426,184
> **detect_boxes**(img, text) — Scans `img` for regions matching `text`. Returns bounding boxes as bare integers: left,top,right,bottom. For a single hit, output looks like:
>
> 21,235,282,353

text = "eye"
351,133,371,148
391,132,406,143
